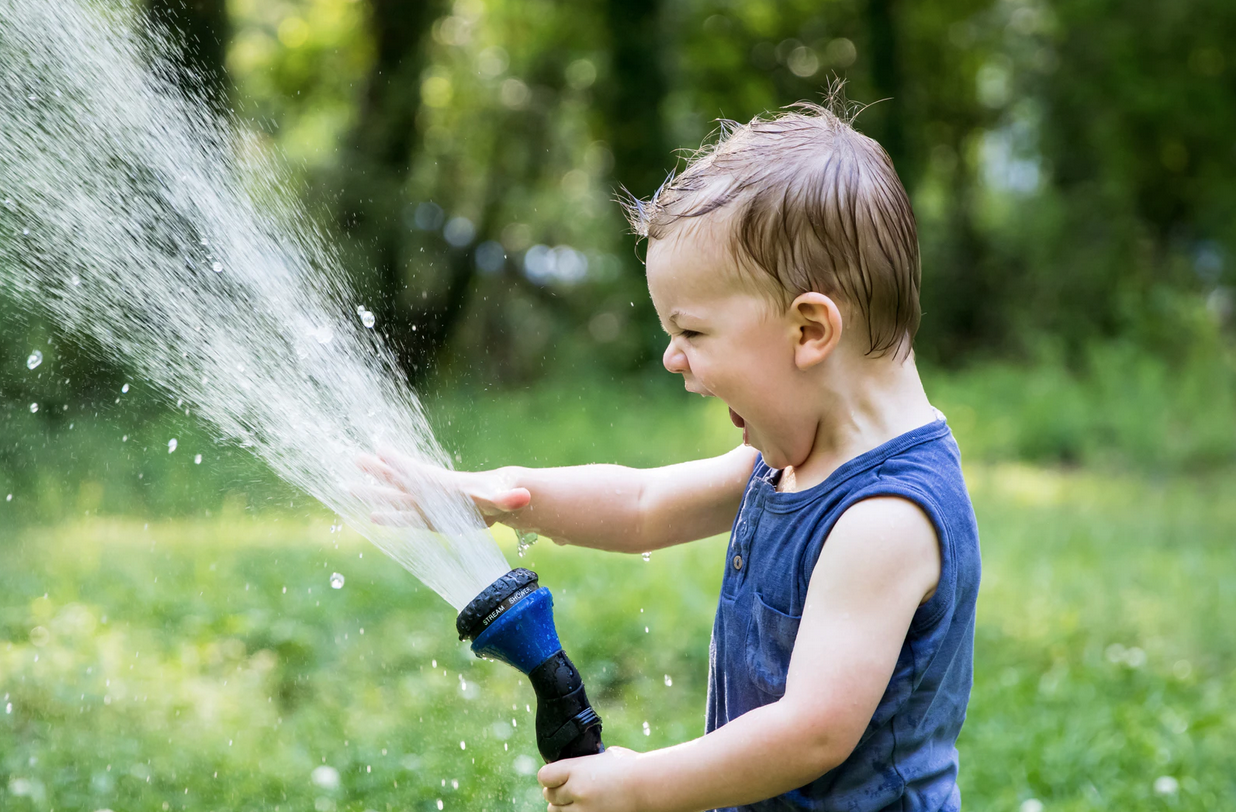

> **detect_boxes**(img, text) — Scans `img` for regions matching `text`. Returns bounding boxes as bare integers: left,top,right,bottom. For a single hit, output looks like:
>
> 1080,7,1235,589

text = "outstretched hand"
354,449,531,527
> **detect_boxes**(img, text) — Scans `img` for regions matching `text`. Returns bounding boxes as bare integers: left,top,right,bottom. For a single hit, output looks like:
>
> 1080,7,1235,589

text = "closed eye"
679,329,701,339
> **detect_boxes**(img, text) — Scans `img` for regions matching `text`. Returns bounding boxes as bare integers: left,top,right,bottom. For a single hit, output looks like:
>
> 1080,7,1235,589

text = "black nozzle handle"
529,650,605,762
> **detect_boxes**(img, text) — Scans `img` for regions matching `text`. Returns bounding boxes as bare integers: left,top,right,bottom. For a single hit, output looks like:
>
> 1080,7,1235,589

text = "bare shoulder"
821,497,941,606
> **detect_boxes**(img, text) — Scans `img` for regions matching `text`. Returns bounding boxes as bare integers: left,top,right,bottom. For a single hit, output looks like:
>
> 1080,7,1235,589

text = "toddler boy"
367,100,980,812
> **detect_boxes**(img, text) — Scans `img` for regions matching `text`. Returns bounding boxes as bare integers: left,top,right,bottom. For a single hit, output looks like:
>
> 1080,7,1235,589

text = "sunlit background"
2,0,1234,809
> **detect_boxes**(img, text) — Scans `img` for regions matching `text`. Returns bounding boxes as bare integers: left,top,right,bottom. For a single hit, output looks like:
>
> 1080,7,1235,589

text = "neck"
780,350,936,492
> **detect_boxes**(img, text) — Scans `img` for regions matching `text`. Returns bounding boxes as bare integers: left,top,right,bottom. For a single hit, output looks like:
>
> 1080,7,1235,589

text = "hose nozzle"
456,568,604,762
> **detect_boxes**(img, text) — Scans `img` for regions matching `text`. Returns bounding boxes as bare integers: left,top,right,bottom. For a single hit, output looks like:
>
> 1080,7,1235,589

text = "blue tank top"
706,417,980,812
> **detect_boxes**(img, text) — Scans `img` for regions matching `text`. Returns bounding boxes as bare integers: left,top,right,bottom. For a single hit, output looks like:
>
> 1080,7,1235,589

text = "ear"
789,292,842,370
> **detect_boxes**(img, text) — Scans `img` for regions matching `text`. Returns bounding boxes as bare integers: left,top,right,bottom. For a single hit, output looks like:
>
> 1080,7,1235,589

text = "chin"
762,454,790,471
752,443,806,472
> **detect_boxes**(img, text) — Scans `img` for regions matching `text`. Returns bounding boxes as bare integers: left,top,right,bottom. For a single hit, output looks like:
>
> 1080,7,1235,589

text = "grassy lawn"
2,460,1234,811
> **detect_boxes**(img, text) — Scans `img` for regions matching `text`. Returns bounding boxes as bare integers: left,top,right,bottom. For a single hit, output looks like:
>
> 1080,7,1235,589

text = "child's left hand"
538,746,641,812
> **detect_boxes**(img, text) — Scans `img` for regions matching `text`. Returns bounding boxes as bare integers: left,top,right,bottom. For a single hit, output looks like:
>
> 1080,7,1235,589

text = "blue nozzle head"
457,568,604,762
470,586,563,673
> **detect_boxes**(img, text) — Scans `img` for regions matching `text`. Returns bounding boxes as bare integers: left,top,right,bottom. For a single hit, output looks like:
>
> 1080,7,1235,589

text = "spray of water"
0,0,511,608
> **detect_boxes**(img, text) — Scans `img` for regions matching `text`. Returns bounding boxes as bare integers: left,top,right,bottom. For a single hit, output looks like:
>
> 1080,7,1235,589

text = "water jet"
0,0,609,769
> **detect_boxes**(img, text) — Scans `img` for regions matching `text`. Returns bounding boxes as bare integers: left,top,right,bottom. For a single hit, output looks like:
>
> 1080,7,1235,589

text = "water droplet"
29,402,38,413
642,551,652,562
5,495,11,502
645,626,650,633
459,740,466,750
664,674,673,686
642,721,651,736
330,573,345,589
1154,776,1179,796
436,801,444,811
310,765,340,791
26,350,42,370
1019,801,1043,812
361,310,375,329
194,454,202,465
451,779,458,789
22,228,29,236
5,703,10,714
121,383,130,393
515,529,538,557
432,659,437,668
69,274,80,286
167,438,177,453
211,261,222,273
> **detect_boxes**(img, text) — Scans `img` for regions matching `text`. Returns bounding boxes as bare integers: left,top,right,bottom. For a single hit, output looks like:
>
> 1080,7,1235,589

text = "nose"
662,337,689,374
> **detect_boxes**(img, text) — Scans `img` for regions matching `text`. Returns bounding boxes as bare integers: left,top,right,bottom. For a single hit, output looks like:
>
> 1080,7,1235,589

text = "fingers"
377,447,435,483
484,486,532,515
538,762,568,789
369,509,427,528
543,785,572,806
356,453,403,488
351,480,429,527
349,483,419,509
358,449,533,532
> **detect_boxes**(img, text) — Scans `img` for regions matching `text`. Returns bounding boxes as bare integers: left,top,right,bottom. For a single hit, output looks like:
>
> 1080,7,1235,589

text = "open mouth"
729,407,751,446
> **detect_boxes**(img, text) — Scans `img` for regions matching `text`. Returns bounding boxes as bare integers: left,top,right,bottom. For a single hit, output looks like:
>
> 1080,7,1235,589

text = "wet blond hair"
623,94,921,358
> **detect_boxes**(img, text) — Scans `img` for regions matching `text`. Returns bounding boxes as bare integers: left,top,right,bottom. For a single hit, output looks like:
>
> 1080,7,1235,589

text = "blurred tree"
329,0,447,379
600,0,669,200
1025,0,1236,354
11,0,1233,406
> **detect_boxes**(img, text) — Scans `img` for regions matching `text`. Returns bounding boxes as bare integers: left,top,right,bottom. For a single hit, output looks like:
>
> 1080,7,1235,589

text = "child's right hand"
354,449,532,528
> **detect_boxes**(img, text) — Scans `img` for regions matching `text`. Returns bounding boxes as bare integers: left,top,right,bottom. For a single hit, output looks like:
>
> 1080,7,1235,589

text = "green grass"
2,463,1234,810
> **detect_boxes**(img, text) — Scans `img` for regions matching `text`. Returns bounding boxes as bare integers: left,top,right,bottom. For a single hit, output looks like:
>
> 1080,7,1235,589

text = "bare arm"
356,444,757,554
537,496,943,812
503,444,756,552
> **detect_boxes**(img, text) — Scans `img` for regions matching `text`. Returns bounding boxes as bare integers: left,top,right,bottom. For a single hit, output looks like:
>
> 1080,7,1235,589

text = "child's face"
645,220,823,470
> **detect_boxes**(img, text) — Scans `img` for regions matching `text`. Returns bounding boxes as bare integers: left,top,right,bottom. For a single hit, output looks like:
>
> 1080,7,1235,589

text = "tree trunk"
602,0,669,199
334,0,447,381
865,0,913,183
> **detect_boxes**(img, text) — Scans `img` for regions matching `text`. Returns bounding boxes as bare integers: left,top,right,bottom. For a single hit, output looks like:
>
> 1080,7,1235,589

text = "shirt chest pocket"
744,592,802,699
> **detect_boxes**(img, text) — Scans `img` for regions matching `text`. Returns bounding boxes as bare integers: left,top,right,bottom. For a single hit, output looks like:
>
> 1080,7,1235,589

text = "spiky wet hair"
622,88,921,358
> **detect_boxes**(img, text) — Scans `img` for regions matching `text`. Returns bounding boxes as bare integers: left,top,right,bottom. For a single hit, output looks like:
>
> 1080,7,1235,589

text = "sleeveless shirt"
706,418,981,811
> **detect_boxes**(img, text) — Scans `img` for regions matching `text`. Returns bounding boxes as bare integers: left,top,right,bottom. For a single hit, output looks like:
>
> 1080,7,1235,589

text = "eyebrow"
668,308,701,326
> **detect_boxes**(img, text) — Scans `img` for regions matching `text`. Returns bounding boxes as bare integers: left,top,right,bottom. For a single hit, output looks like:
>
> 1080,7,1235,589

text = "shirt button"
732,554,743,570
